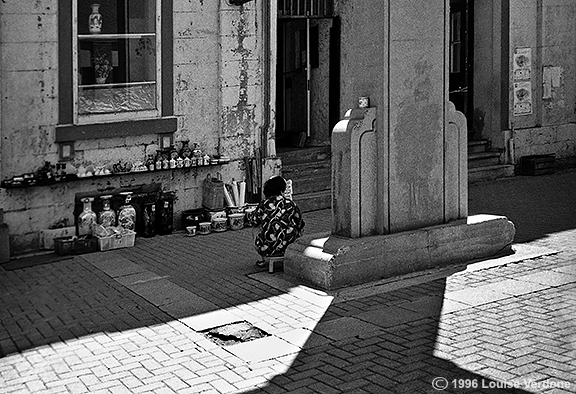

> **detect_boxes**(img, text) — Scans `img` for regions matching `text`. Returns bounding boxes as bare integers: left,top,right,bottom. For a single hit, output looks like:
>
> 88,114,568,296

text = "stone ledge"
284,214,515,290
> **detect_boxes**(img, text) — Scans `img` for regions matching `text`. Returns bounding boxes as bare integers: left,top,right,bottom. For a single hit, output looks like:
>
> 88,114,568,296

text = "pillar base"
284,214,515,290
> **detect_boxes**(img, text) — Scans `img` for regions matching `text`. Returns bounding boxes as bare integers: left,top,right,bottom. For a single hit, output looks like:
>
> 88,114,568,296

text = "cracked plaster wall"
509,0,576,163
0,0,265,254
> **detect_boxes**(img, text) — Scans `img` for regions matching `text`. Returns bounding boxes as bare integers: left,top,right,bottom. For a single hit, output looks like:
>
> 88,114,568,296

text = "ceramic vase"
118,192,136,231
98,195,116,227
89,4,102,34
180,140,192,159
78,197,97,236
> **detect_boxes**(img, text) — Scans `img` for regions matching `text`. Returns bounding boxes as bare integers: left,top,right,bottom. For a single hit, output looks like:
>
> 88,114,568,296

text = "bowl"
211,217,228,232
228,213,245,230
198,222,211,235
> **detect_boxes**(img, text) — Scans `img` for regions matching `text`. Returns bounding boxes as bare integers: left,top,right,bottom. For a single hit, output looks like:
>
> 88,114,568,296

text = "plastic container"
97,230,136,251
54,236,99,255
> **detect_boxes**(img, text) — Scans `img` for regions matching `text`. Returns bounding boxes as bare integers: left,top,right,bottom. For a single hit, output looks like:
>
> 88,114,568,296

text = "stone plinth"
284,215,515,290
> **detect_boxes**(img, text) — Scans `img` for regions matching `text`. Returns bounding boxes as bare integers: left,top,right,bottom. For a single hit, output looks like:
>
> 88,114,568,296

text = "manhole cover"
201,321,269,346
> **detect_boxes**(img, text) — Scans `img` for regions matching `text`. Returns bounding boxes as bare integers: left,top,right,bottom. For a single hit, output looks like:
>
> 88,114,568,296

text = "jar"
78,197,97,236
118,192,136,231
198,222,211,235
98,195,116,227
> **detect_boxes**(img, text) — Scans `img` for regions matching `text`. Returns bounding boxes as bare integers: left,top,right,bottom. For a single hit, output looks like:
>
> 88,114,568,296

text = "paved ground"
1,169,576,394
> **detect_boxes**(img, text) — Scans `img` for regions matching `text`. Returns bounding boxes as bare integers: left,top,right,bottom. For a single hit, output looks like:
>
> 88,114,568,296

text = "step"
469,164,515,183
293,190,332,212
468,140,489,154
278,146,331,166
468,151,501,168
290,172,331,195
282,160,331,177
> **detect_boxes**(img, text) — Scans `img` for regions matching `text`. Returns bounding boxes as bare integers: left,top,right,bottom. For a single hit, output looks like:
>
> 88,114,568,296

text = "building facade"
1,0,575,256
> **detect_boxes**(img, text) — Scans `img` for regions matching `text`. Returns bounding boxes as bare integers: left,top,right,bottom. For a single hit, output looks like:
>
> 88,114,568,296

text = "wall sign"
513,48,531,81
513,81,533,116
513,48,533,116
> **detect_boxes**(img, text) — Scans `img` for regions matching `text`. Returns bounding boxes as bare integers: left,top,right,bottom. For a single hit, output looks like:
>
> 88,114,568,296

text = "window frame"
57,0,174,142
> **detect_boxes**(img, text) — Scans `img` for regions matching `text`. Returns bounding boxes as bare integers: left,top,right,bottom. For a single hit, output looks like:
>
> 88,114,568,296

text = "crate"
98,230,136,251
520,154,555,176
40,226,76,250
54,236,99,256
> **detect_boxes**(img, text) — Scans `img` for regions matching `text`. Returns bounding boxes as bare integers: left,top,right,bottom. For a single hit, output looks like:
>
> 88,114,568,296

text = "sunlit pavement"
1,169,575,394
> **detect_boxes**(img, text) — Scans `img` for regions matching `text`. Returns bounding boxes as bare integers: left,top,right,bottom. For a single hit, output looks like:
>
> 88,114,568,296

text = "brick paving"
1,169,576,393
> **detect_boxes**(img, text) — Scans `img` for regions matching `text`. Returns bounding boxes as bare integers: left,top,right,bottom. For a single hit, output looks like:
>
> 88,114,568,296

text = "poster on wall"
513,48,532,80
513,81,533,116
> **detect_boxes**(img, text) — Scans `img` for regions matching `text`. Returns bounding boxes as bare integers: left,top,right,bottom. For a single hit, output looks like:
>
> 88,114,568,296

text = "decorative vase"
89,3,102,34
180,140,192,159
78,197,97,236
98,195,116,227
96,77,106,84
118,192,136,231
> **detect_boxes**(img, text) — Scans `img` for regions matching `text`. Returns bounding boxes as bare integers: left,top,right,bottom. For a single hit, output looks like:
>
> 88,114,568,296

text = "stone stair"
468,140,515,183
279,146,332,212
279,141,514,211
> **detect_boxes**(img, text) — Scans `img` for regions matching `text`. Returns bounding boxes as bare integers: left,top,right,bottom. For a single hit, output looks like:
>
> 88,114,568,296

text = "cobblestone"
1,170,576,393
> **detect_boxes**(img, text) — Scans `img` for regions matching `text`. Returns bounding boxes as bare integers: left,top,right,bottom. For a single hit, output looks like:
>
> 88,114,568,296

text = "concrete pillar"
332,108,378,238
284,0,515,290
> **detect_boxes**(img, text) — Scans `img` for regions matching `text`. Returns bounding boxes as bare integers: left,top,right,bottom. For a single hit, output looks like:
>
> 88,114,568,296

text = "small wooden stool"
264,256,284,273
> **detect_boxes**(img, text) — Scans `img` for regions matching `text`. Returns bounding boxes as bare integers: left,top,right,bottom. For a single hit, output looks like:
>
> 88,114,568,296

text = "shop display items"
0,141,230,189
97,195,116,227
78,197,97,236
118,192,136,231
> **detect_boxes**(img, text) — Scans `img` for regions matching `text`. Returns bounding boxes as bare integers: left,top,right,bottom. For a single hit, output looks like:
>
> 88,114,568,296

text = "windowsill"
55,116,177,142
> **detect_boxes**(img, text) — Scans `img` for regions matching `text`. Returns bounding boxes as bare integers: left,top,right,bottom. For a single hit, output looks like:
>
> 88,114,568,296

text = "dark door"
276,19,308,147
449,0,473,133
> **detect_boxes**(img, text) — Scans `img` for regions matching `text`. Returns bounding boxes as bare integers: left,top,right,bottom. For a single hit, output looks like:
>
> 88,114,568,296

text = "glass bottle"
118,192,136,231
98,195,116,227
78,197,97,236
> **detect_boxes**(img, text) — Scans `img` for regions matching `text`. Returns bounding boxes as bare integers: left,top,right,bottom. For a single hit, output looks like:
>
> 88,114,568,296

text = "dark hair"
263,176,286,198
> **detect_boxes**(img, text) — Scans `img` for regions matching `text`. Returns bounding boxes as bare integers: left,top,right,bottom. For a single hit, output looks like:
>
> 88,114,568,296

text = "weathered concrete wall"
0,0,266,254
509,0,576,163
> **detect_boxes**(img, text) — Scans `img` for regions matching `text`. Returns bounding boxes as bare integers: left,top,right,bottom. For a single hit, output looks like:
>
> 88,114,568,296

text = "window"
57,0,175,142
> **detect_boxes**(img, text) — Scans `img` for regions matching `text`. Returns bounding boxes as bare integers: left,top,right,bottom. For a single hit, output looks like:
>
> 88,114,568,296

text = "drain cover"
201,321,269,346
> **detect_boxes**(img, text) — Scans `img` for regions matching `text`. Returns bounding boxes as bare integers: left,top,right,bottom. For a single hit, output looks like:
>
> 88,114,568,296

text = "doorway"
276,15,339,149
449,0,474,136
